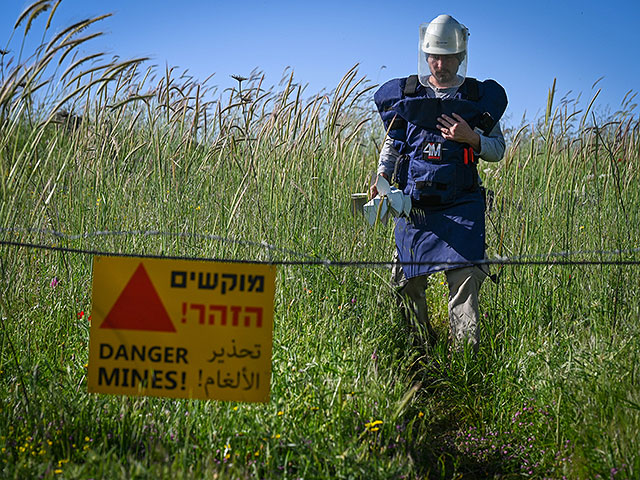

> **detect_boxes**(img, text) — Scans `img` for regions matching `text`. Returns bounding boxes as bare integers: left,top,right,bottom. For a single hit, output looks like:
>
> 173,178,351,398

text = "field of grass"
1,3,639,479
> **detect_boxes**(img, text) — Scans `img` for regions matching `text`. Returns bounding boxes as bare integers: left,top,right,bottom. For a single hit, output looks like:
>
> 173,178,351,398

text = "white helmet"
418,14,469,88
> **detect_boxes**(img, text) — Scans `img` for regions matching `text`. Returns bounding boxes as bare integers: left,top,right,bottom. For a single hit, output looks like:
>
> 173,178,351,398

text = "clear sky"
3,0,640,126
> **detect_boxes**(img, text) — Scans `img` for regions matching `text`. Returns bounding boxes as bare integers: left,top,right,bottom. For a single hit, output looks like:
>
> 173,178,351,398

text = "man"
371,14,507,351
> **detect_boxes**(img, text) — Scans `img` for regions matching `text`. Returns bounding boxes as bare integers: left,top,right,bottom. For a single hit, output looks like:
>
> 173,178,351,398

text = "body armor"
374,76,508,277
374,76,507,206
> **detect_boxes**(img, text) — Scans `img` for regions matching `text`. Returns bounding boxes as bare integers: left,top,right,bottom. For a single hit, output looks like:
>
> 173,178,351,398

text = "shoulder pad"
374,78,410,141
476,79,508,128
374,78,406,113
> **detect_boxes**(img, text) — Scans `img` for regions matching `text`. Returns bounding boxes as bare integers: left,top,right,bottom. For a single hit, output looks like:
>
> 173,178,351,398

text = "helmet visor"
418,20,468,88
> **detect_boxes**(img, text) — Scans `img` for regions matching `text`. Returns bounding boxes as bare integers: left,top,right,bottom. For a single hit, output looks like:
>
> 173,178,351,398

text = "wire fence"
1,228,639,267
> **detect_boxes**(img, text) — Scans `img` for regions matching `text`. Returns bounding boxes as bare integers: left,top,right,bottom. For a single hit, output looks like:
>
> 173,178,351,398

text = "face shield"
418,15,469,88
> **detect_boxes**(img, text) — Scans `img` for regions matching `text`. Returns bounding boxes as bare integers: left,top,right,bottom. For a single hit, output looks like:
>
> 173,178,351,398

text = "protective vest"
374,76,507,207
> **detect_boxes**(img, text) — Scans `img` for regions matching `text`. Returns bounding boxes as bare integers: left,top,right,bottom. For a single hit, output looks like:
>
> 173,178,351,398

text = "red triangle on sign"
100,263,176,332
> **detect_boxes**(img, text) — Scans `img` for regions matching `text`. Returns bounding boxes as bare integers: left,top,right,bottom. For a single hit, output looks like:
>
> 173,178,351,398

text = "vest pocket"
411,162,458,206
411,163,477,207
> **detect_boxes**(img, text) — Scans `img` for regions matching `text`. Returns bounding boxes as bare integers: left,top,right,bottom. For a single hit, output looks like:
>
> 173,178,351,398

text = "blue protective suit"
374,76,507,279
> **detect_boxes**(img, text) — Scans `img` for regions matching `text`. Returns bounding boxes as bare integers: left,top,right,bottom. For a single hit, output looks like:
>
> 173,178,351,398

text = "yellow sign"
87,256,276,402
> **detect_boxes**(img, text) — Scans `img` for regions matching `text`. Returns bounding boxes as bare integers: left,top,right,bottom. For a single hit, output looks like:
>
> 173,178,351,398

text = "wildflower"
365,420,383,432
50,277,59,288
54,470,62,475
418,412,424,418
77,311,84,319
277,411,283,416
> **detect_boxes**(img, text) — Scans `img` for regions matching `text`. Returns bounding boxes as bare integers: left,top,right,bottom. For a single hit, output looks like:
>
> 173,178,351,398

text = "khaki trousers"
398,265,487,350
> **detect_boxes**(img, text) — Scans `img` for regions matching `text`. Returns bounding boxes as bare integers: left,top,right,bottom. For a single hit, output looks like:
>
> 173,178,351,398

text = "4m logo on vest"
88,256,276,403
423,142,442,160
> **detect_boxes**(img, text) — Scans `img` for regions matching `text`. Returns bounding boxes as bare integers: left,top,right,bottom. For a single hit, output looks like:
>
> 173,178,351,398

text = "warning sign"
87,256,276,403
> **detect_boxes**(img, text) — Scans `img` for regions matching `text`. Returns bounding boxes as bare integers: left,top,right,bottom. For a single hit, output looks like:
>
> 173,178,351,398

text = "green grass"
1,2,639,478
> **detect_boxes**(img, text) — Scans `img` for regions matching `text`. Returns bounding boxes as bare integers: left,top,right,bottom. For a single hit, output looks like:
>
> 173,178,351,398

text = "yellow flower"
54,469,62,475
418,411,424,418
365,420,383,431
277,410,283,416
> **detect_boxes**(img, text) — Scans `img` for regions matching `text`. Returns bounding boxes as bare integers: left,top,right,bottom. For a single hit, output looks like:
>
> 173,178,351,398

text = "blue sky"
3,0,640,126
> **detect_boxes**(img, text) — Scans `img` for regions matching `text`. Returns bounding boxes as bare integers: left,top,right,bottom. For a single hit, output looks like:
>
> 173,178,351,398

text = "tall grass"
1,3,639,478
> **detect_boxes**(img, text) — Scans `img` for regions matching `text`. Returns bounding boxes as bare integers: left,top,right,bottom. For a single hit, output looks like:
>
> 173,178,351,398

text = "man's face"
427,54,460,87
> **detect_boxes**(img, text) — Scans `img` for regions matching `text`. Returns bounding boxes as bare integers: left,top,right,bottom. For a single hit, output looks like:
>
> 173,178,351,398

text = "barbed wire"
0,227,317,260
1,228,639,267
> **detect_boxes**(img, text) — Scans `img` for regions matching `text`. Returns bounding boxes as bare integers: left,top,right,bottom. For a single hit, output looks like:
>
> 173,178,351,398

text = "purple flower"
50,276,59,288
